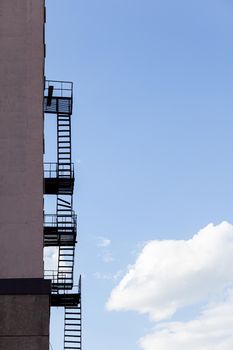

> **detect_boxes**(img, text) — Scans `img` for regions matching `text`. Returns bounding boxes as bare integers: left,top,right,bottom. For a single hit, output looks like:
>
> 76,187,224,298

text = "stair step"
57,208,71,212
60,247,75,250
65,335,81,338
66,312,81,320
57,207,72,210
57,206,72,209
58,168,71,171
58,198,71,204
55,221,74,227
65,312,81,318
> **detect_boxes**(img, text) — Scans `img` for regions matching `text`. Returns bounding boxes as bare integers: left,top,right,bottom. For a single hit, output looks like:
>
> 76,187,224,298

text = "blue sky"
45,1,233,349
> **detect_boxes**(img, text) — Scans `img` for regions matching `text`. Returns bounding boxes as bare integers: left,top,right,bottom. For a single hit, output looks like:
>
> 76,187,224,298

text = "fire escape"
44,80,81,350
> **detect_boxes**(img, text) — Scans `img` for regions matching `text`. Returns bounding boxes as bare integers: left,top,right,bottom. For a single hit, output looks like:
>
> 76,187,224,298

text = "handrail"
44,270,73,284
44,80,73,98
44,162,74,178
44,213,77,227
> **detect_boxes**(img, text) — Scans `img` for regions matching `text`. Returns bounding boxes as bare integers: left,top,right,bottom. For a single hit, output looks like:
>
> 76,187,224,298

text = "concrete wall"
0,0,45,277
0,294,50,350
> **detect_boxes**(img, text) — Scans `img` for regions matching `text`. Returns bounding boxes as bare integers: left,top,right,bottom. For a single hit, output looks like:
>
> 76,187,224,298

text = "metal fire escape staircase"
44,80,81,350
64,278,82,350
57,113,73,193
56,197,75,290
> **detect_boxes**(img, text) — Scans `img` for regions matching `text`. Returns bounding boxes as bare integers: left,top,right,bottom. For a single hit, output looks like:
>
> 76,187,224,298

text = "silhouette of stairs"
44,80,81,350
64,278,82,350
54,197,75,291
57,114,74,194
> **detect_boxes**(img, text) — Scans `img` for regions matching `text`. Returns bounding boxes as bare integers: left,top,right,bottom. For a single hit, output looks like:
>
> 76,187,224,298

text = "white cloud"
94,272,113,280
44,247,58,272
97,236,111,248
107,221,233,321
107,221,233,349
96,236,114,263
139,290,233,350
113,269,124,281
93,270,124,281
102,251,114,263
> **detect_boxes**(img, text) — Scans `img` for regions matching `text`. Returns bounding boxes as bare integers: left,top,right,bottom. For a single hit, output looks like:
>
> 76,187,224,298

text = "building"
0,1,81,349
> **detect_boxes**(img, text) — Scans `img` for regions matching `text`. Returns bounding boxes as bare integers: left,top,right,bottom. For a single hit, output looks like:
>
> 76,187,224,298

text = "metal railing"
44,270,73,286
44,80,73,115
44,162,74,178
44,214,77,227
45,270,81,295
45,80,73,99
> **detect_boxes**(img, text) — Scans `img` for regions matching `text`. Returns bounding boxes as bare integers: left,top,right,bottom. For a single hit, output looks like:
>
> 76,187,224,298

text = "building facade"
0,1,80,349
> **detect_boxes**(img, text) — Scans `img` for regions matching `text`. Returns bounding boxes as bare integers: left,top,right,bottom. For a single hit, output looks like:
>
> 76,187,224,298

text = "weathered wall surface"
0,294,50,350
0,0,45,277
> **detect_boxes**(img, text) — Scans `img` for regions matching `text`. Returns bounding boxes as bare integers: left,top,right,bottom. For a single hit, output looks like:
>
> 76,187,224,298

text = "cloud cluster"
107,221,233,350
94,270,124,281
44,247,58,271
139,291,233,350
97,236,111,248
97,236,114,263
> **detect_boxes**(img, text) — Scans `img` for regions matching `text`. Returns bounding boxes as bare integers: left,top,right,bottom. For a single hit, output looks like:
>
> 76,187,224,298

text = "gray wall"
0,0,45,278
0,294,50,350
